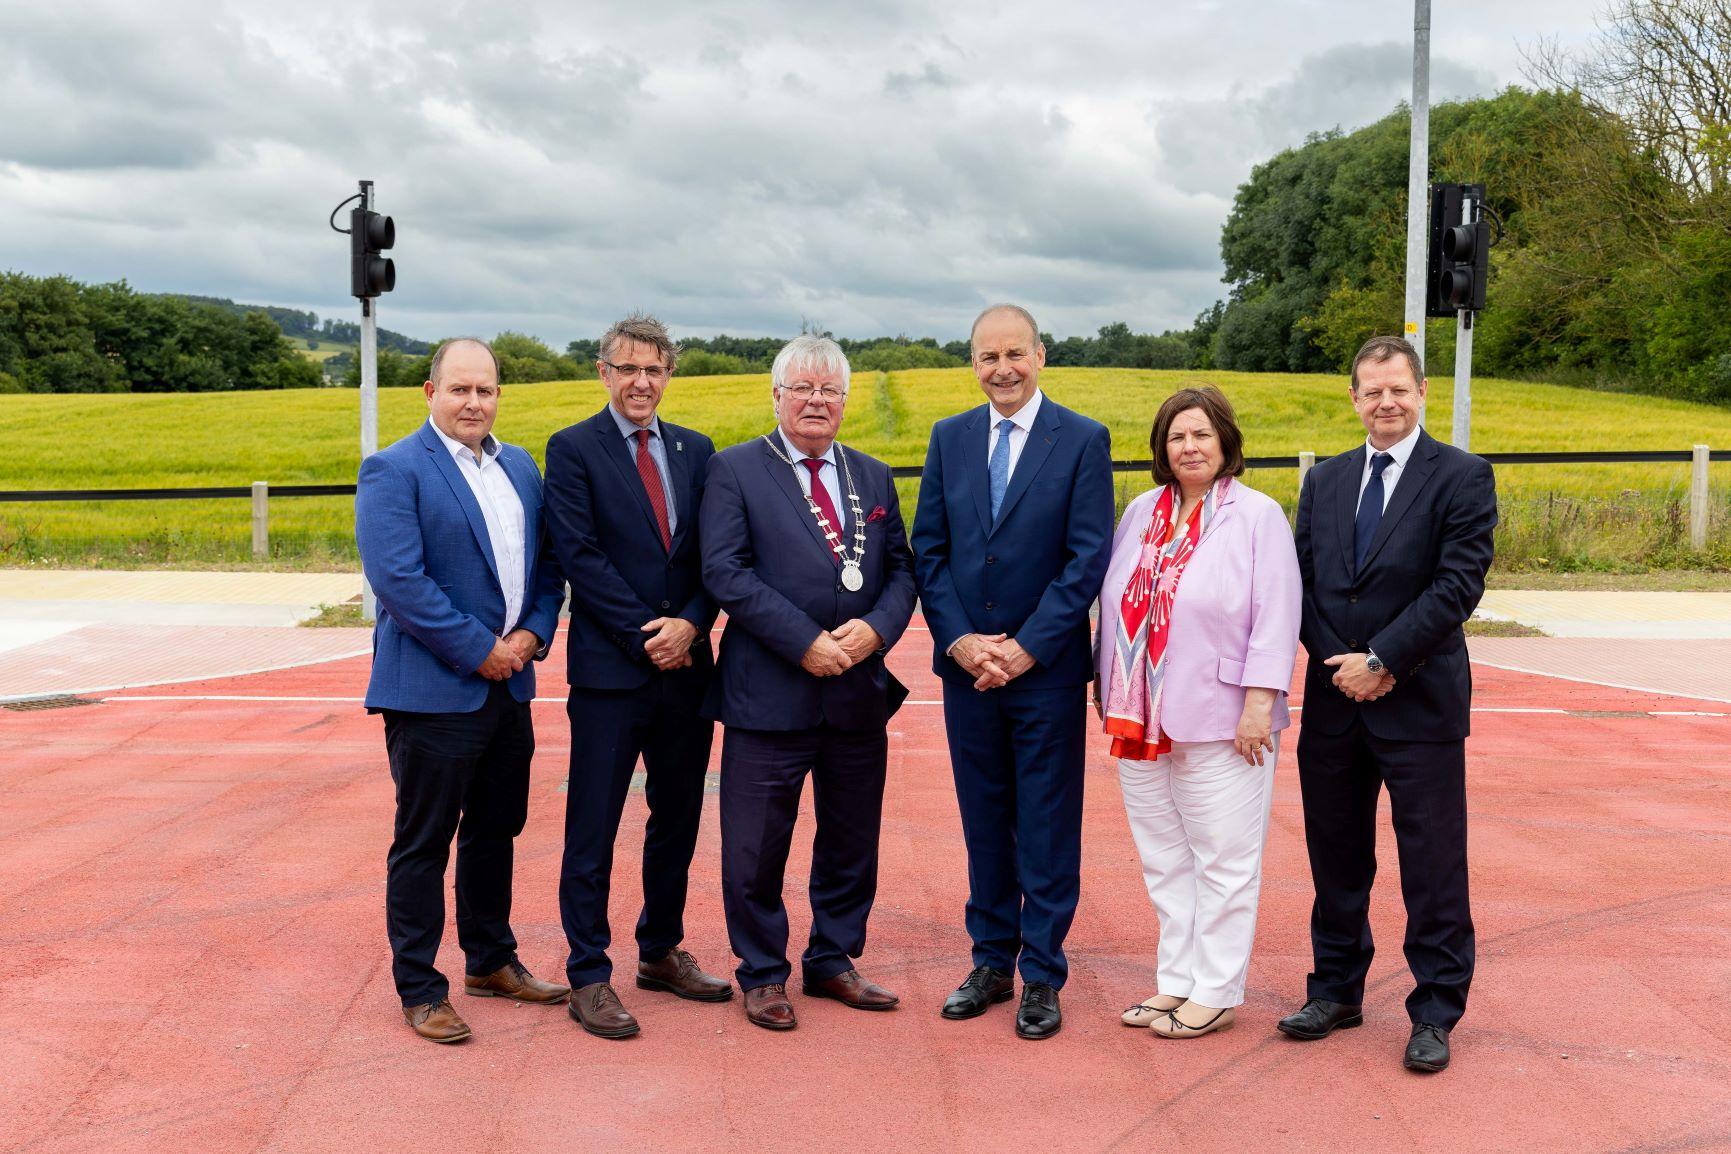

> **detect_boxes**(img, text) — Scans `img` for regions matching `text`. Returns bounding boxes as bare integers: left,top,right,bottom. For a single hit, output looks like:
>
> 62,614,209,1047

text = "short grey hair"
429,337,501,386
600,312,679,373
969,303,1042,353
771,334,851,394
1350,335,1425,392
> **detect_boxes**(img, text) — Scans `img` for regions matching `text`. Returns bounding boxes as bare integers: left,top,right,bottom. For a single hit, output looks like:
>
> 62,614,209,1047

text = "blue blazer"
911,397,1114,691
1295,428,1497,741
355,421,566,713
544,407,717,690
700,436,916,731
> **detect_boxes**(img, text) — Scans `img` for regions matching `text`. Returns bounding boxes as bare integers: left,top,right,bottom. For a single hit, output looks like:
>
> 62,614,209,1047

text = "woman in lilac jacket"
1095,386,1301,1038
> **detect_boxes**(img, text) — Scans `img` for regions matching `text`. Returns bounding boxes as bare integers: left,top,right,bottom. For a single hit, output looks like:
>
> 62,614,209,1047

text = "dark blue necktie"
1353,452,1393,573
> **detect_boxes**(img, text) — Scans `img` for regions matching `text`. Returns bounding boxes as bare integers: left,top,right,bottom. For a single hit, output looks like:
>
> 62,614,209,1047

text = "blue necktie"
1354,452,1393,573
988,418,1015,520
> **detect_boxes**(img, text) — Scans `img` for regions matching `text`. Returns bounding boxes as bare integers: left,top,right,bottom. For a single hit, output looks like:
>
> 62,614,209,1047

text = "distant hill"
166,295,432,356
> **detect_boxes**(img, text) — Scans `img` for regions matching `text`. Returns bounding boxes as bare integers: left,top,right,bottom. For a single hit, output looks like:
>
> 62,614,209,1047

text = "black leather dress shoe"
941,966,1014,1020
1016,982,1062,1040
1277,998,1364,1040
1404,1023,1450,1072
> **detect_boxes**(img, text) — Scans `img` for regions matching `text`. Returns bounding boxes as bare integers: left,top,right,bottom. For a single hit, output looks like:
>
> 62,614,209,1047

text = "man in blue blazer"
355,338,570,1044
911,304,1114,1040
542,314,731,1040
1279,336,1497,1074
701,335,916,1031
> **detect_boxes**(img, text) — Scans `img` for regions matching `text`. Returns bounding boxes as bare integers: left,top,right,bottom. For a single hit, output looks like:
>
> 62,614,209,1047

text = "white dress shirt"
1355,422,1423,515
429,418,527,634
776,427,846,532
987,389,1044,481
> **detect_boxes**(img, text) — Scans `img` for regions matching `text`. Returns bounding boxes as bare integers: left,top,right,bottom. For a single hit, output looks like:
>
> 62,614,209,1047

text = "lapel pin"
676,441,683,451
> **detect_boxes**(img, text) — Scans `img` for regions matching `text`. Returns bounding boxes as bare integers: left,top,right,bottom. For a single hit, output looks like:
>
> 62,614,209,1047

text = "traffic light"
1426,182,1488,316
350,207,396,298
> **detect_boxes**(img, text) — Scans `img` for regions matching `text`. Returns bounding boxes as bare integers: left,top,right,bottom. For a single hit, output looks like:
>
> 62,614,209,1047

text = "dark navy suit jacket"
700,436,916,731
911,397,1114,691
355,421,566,713
1295,428,1497,741
543,406,717,690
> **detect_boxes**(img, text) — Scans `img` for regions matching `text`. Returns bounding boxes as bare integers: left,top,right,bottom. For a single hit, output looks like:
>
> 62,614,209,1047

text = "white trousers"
1118,735,1278,1008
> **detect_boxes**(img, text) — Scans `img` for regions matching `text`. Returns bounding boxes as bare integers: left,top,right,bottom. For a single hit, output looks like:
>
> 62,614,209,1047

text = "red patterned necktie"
635,429,672,551
801,457,841,567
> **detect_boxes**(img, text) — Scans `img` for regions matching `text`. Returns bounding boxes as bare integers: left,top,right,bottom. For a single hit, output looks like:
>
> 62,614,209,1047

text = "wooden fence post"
1691,445,1710,551
251,481,269,560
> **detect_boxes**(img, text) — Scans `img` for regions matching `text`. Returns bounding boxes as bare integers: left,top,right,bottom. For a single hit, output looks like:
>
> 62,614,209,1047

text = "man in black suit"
1280,335,1497,1073
700,334,917,1031
543,314,732,1040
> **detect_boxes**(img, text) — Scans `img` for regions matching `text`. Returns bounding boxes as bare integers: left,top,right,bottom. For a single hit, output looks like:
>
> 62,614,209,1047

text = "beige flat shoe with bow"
1121,993,1188,1027
1151,1004,1235,1038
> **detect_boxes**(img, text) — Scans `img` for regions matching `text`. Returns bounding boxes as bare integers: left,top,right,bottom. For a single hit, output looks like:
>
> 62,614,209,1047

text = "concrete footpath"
2,571,1731,702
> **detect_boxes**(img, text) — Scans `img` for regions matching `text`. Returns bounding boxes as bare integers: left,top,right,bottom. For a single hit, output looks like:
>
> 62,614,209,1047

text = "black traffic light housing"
1426,182,1488,316
350,207,396,298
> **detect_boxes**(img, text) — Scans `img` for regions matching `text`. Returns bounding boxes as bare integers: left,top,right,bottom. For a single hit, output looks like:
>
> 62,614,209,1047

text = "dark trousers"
1297,716,1474,1029
559,673,714,988
719,724,888,991
942,682,1086,988
382,681,534,1007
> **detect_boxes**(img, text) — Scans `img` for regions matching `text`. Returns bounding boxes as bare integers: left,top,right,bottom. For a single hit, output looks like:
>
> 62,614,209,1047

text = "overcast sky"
0,0,1603,346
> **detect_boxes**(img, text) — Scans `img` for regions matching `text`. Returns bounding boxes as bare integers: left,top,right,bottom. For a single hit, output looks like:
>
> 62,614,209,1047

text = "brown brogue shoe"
404,998,472,1043
637,947,734,1002
744,983,797,1030
802,968,900,1011
568,981,640,1039
464,960,571,1005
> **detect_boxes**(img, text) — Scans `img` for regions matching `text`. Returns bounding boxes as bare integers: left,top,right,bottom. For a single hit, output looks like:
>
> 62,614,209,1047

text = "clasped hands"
641,616,700,671
800,619,884,677
952,632,1035,691
1323,652,1395,702
476,628,543,680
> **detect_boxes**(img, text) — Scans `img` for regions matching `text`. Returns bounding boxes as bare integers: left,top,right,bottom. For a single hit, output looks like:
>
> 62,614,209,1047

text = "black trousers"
1297,716,1474,1029
381,681,534,1007
559,673,714,988
719,724,887,991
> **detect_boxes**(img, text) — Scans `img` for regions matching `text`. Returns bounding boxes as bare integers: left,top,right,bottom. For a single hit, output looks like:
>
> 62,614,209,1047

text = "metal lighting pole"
1404,0,1431,426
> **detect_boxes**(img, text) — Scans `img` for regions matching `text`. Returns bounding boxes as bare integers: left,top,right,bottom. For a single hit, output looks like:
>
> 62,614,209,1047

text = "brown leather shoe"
637,947,734,1002
568,981,640,1039
802,968,900,1010
403,998,472,1043
744,983,797,1030
464,960,571,1004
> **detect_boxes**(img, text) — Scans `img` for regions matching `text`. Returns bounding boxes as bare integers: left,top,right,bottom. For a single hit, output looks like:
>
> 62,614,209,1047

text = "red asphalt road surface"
2,626,1729,1153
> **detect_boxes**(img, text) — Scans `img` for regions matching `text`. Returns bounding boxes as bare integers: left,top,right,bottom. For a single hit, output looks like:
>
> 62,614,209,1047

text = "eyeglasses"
779,383,847,403
602,360,669,383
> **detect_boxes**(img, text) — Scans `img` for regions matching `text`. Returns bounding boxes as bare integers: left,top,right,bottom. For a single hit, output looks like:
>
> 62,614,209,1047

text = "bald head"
969,303,1041,353
429,337,501,388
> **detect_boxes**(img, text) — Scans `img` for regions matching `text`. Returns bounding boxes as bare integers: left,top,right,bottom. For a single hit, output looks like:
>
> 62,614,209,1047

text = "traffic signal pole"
1451,191,1475,452
357,180,380,621
1403,0,1431,425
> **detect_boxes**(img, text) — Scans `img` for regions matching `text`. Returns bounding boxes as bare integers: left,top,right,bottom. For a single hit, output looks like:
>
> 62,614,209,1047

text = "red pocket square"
866,506,887,523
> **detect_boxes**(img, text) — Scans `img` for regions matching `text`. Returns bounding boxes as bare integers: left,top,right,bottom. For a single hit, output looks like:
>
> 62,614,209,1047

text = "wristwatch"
1365,651,1386,675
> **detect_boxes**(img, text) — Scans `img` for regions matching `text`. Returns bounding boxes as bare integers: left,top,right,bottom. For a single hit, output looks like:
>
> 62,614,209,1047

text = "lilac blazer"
1095,480,1302,744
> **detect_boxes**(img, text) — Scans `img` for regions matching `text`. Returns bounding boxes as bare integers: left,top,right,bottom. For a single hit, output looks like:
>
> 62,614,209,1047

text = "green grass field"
3,367,1727,570
286,336,350,364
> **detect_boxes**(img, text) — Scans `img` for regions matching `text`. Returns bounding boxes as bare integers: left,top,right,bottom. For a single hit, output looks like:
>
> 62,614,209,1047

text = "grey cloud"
1153,41,1498,196
0,0,1587,349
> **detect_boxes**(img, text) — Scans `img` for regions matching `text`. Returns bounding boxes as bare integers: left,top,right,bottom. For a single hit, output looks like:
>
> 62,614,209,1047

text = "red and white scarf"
1103,478,1226,760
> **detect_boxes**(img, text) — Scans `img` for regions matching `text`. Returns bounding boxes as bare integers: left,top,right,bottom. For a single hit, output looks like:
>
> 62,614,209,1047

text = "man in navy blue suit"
1278,335,1496,1074
911,304,1113,1040
356,338,571,1044
542,314,732,1040
700,335,917,1031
